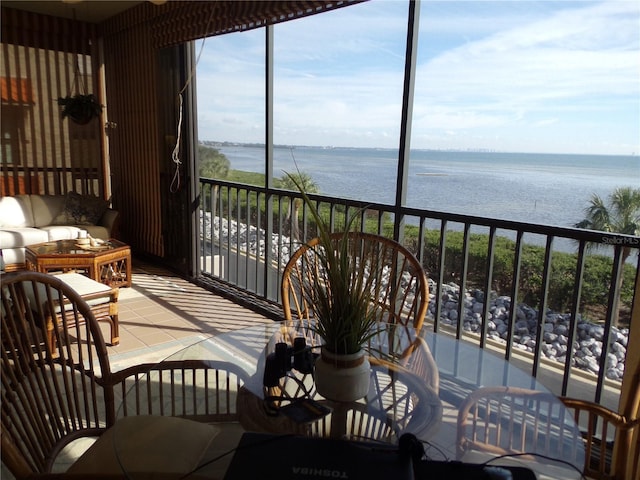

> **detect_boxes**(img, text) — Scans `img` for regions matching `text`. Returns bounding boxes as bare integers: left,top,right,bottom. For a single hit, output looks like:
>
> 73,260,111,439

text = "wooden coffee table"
25,239,132,287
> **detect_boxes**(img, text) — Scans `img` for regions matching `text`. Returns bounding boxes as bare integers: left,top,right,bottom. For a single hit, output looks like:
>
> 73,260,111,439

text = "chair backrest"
560,398,631,480
560,357,640,480
457,386,586,474
1,271,113,478
111,359,250,423
398,336,440,394
281,232,429,343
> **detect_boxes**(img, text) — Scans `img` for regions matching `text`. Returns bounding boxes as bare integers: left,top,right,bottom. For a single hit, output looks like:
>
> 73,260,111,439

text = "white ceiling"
1,1,145,23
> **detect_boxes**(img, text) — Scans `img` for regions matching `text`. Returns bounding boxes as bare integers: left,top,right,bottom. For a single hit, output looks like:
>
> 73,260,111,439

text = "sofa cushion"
0,195,34,228
40,225,110,241
30,194,66,227
0,228,49,249
0,248,24,266
40,225,83,241
52,192,109,226
81,225,110,240
0,228,49,265
24,273,113,311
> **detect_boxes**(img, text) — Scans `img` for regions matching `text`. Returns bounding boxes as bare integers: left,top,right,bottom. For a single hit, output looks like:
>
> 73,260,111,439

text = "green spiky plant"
285,172,382,355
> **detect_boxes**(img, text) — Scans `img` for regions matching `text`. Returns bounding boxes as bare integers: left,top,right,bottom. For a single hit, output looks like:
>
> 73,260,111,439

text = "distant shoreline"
202,140,639,158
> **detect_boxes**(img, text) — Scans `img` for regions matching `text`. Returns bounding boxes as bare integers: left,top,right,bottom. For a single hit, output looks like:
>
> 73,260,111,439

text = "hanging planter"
58,52,103,125
57,94,103,125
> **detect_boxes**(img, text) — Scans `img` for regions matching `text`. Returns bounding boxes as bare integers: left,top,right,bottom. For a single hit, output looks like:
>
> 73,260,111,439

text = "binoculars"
263,337,316,387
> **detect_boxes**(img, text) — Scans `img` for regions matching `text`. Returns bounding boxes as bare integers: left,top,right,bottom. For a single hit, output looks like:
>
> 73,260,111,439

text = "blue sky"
196,0,640,156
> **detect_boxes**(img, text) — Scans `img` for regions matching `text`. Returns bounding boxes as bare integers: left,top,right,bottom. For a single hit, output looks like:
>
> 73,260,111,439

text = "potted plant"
57,94,103,125
285,172,383,401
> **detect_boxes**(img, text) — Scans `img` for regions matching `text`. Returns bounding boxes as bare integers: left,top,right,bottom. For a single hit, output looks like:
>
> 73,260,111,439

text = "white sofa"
0,193,119,270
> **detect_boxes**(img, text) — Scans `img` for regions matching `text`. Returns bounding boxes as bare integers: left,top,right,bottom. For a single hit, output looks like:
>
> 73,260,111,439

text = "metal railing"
198,177,639,406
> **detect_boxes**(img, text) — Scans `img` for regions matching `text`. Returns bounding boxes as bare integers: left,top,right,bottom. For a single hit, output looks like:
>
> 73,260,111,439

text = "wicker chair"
281,231,429,355
1,271,249,479
456,386,587,477
279,233,435,440
559,359,640,480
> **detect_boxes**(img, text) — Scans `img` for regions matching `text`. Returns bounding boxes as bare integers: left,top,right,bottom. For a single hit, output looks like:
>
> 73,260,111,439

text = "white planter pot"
314,347,370,402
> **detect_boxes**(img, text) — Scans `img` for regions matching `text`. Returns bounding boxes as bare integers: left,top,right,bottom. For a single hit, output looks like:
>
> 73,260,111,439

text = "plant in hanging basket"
57,94,103,125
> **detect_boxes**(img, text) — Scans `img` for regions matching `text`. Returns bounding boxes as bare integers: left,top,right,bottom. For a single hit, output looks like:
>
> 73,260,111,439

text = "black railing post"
480,226,497,349
562,240,587,396
532,236,555,380
596,246,624,404
433,220,447,332
505,231,524,361
456,223,471,340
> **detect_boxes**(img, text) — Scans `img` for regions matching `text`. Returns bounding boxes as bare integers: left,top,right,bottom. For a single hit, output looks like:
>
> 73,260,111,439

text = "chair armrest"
559,396,638,479
99,209,120,238
559,397,628,427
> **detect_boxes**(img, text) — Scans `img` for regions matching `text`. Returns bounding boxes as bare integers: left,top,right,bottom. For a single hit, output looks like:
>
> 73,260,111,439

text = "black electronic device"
223,432,539,480
263,352,283,387
223,432,414,480
292,337,315,373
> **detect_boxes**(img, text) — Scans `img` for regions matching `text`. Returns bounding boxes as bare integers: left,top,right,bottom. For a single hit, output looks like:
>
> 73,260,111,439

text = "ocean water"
218,144,639,230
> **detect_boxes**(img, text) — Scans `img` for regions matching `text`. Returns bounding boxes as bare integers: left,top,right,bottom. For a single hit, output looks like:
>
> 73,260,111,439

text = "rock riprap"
431,281,628,381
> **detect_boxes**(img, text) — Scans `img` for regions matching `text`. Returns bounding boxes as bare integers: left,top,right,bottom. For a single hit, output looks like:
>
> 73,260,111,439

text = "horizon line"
199,140,638,158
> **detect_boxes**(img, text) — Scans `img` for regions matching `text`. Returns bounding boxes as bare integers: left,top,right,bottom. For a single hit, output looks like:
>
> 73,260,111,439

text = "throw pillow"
52,192,109,225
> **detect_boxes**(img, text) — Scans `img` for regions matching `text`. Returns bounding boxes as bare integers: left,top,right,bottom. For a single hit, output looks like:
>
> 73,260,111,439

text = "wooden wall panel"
102,22,164,257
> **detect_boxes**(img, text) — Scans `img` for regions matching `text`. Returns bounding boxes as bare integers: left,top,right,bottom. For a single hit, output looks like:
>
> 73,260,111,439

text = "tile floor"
109,261,272,363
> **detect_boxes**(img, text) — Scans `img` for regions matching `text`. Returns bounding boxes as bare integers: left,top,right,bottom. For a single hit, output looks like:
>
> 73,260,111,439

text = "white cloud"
410,1,640,153
197,1,640,154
